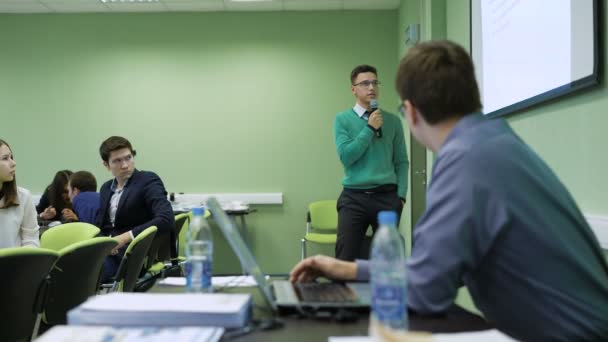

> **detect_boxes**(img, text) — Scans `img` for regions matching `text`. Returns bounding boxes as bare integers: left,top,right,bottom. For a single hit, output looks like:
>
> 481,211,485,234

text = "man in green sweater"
333,64,409,261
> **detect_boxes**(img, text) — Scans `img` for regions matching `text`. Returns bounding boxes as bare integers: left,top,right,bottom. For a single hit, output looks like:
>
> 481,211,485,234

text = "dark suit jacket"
96,169,175,243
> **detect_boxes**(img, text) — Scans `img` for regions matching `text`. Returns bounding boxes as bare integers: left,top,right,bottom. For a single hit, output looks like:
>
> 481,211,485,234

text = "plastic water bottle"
185,207,213,293
369,211,408,333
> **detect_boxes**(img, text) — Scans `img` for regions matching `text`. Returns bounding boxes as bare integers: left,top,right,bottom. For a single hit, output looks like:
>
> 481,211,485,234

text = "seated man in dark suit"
96,136,175,282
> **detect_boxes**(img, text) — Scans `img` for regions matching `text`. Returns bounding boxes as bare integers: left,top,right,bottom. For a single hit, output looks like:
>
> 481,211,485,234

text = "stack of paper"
68,293,252,329
36,326,224,342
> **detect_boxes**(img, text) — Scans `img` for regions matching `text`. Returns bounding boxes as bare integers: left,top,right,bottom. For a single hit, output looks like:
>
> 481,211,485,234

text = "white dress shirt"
0,186,40,248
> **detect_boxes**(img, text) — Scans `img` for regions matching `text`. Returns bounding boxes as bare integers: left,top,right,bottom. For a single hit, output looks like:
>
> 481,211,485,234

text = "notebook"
206,197,371,312
67,292,251,329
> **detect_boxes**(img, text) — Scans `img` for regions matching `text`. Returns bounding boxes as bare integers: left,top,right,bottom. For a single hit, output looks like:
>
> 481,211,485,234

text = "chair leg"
31,313,42,341
301,239,307,260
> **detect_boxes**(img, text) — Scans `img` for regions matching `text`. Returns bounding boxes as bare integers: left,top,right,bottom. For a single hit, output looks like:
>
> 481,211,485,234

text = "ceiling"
0,0,401,13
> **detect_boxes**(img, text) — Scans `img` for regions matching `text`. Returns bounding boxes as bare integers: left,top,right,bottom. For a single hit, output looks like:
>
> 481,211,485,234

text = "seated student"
290,41,608,341
96,136,175,282
0,139,39,248
64,170,100,225
37,169,74,222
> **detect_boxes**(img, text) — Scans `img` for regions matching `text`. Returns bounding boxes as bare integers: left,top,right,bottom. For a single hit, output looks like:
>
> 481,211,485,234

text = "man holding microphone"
333,64,409,261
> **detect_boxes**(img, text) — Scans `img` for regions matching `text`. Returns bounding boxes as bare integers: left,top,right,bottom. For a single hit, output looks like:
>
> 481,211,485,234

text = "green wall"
396,0,418,257
0,11,398,273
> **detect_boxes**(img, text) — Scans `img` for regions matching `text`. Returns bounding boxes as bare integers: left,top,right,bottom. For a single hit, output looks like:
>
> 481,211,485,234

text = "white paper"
158,276,261,287
329,329,515,342
212,275,259,287
434,329,516,341
36,326,223,342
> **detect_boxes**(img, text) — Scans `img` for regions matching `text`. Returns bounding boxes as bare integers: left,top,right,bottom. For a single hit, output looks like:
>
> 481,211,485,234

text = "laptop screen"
206,197,278,312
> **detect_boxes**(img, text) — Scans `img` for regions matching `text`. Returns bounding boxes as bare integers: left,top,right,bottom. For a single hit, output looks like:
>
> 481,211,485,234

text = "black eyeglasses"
353,80,381,88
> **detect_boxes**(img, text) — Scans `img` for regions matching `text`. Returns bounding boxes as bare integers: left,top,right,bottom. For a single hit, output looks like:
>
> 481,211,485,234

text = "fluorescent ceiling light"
100,0,159,3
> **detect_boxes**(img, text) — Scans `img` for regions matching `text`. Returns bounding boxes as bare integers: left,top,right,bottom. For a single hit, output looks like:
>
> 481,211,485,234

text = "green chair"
0,247,58,341
43,237,118,326
300,200,338,259
145,213,188,273
40,222,100,251
135,215,188,292
175,212,192,261
111,226,157,292
177,210,210,261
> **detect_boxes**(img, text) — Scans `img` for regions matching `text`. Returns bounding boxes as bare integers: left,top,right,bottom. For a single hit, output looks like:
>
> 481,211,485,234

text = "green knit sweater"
333,108,409,199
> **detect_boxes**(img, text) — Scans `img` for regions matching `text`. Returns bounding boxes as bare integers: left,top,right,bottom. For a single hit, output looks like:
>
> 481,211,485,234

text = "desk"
152,279,493,341
224,208,257,248
216,207,257,275
37,218,62,237
172,206,255,247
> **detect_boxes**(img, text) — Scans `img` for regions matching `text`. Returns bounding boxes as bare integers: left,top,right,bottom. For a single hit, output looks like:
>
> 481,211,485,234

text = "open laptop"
206,197,371,313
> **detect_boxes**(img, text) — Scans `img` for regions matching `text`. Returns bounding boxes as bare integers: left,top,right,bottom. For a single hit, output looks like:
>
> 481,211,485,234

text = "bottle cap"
191,207,204,216
378,211,397,225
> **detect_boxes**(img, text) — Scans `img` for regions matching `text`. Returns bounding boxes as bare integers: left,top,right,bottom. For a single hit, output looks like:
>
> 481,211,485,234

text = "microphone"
370,99,382,138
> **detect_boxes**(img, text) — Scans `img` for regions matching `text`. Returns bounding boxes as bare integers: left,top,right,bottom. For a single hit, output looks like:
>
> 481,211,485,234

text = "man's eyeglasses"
353,80,381,88
109,154,133,166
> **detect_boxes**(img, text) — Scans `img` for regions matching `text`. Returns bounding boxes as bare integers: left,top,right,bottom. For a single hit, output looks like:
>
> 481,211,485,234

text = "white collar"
353,103,368,118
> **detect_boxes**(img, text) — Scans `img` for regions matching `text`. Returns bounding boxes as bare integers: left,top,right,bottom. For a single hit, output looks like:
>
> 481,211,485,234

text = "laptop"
206,197,371,313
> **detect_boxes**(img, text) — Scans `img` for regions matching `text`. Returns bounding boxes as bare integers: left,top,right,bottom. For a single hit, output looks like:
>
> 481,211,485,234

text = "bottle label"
202,259,212,289
185,257,213,291
185,262,193,288
371,284,407,324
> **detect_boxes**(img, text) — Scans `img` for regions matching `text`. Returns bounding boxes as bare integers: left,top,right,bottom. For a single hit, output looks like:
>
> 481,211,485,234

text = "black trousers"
100,245,128,283
335,187,403,261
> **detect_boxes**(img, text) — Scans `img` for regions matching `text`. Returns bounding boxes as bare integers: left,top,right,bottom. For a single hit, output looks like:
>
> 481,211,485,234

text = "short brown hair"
99,136,137,163
69,171,97,192
395,40,482,125
350,65,377,84
0,139,18,208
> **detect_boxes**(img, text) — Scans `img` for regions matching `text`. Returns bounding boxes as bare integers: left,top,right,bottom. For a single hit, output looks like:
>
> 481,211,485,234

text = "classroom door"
410,132,427,243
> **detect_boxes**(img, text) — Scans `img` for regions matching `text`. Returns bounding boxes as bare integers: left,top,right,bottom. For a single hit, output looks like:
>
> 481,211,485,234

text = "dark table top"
223,305,492,342
152,278,493,341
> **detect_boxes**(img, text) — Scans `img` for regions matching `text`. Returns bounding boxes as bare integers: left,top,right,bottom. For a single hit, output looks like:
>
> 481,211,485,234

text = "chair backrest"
308,200,338,231
145,226,177,271
44,237,118,325
144,211,192,270
40,222,100,251
114,226,158,292
0,247,58,341
175,212,192,258
177,209,210,258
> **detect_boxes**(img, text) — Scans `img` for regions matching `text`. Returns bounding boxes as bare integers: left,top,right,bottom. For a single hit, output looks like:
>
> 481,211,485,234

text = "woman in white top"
0,139,39,248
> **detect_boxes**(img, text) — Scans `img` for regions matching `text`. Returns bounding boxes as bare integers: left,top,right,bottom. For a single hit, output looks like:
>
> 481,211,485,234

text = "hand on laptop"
289,255,357,283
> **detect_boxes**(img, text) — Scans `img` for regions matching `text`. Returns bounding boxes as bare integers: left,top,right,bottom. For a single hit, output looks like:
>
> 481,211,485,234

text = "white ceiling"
0,0,401,13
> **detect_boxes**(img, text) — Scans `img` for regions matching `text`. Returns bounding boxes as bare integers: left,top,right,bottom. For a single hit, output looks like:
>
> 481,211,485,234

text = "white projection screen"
471,0,599,117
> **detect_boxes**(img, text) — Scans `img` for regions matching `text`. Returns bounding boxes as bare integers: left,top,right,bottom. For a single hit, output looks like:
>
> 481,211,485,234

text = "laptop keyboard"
294,283,356,303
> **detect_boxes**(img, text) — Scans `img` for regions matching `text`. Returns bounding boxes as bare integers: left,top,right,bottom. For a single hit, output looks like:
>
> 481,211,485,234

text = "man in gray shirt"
290,40,608,341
